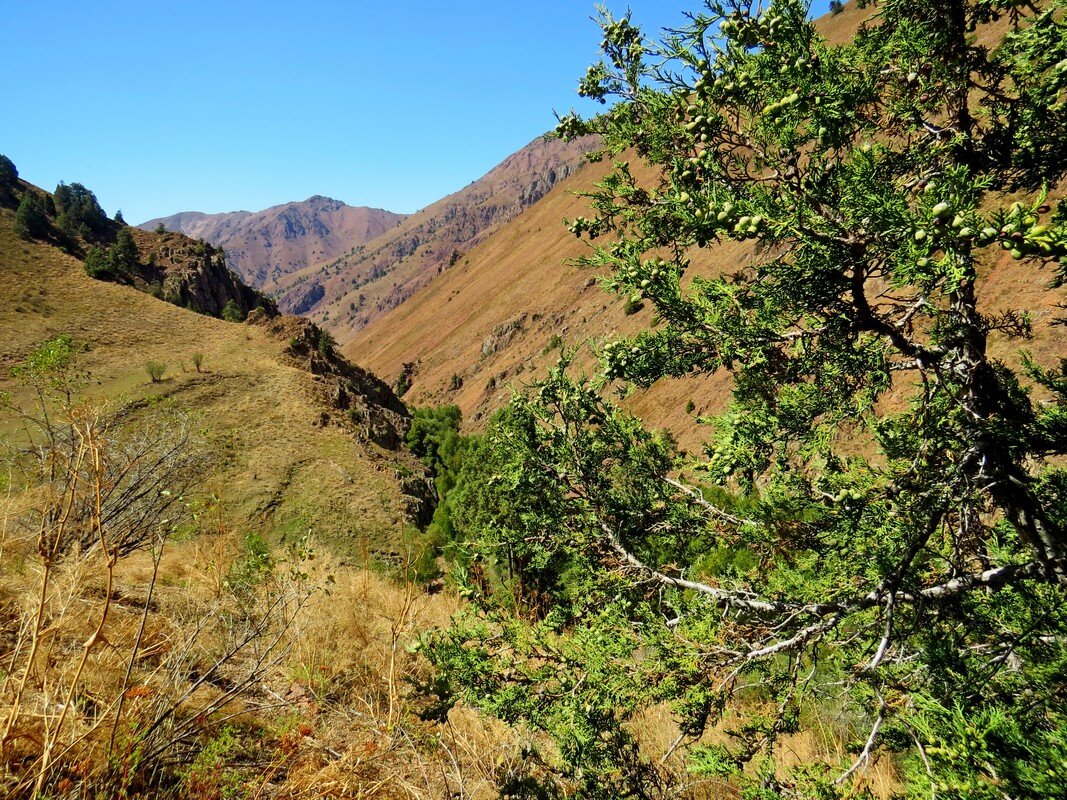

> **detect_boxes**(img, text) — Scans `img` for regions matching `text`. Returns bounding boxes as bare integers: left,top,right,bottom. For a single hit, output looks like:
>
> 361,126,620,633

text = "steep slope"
277,134,601,339
1,195,431,555
343,155,741,450
344,1,1064,451
141,196,407,292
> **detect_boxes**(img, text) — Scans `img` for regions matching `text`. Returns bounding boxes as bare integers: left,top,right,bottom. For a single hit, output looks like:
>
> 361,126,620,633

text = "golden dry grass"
344,3,1065,455
0,204,421,555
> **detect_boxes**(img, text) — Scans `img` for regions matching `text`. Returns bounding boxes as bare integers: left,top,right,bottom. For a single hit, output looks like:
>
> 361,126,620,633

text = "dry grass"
343,1,1064,456
0,206,421,557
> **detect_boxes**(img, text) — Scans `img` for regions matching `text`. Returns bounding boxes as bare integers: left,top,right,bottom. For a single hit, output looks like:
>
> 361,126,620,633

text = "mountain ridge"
140,196,408,293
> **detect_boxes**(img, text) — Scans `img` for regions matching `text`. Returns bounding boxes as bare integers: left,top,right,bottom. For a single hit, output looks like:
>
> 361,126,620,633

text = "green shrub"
316,328,336,359
14,193,49,240
221,299,245,322
191,352,204,373
144,361,165,383
83,245,112,279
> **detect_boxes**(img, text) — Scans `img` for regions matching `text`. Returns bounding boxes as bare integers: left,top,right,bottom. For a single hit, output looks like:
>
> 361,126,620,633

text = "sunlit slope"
346,1,1064,451
1,204,427,555
282,134,600,341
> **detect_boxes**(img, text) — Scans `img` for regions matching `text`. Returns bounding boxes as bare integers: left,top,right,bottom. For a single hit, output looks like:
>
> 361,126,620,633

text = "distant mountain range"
279,134,600,339
141,134,600,340
140,196,407,293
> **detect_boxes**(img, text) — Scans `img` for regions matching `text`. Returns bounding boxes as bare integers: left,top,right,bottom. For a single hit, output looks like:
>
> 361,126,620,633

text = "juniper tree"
425,2,1067,797
0,154,17,188
14,193,49,240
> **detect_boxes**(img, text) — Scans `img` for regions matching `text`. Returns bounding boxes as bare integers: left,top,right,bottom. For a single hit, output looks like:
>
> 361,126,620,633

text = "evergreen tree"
426,2,1067,797
109,228,138,275
0,154,17,188
14,193,48,240
53,181,109,239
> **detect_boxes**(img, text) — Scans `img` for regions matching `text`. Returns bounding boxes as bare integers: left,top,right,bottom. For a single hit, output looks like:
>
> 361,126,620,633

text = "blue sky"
1,1,833,222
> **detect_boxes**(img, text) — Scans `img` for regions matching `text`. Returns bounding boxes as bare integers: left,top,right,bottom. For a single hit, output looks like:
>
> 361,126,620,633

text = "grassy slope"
0,204,422,555
345,1,1063,453
281,134,600,341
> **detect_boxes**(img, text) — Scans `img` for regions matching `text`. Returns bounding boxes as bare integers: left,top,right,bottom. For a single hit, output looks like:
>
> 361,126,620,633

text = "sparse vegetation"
144,359,166,382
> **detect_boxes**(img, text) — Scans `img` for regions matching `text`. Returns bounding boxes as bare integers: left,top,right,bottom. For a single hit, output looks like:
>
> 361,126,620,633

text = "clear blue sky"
1,1,833,222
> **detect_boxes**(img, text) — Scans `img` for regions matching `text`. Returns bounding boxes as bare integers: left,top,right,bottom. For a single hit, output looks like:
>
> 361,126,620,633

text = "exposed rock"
253,313,437,526
130,228,276,318
287,281,326,315
482,314,528,357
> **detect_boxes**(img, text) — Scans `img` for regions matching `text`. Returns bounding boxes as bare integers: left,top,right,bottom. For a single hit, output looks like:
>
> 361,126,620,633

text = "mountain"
343,153,740,450
140,195,407,292
1,178,432,550
273,133,601,339
344,0,1062,453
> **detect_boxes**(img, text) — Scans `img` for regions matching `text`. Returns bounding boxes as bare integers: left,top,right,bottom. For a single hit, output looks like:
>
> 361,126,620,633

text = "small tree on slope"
425,2,1067,798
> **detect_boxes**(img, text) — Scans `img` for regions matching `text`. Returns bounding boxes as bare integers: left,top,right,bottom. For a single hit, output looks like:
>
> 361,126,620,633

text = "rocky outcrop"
481,314,527,357
129,229,276,318
286,281,326,315
256,314,435,525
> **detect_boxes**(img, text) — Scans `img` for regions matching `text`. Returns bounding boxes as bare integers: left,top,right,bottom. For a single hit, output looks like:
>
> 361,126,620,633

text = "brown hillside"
1,201,430,555
345,2,1065,452
279,134,601,339
140,196,407,292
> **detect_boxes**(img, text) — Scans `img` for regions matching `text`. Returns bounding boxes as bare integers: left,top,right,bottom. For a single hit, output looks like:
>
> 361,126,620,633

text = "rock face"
257,314,436,525
129,229,275,318
272,134,601,344
140,196,408,293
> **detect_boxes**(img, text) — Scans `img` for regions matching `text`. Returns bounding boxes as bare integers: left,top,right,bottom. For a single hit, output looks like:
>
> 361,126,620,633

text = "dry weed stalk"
0,356,321,797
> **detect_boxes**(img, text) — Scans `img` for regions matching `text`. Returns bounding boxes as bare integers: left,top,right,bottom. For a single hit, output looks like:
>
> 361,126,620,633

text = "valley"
3,0,1067,798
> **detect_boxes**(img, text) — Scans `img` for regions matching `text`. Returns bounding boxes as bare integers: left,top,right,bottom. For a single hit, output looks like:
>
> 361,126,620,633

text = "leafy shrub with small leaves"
425,1,1067,797
191,352,204,373
144,361,165,383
